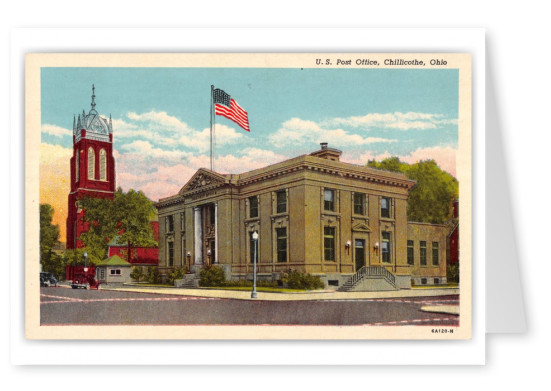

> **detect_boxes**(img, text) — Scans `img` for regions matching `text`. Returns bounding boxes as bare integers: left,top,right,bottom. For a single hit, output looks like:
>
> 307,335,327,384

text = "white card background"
10,27,486,365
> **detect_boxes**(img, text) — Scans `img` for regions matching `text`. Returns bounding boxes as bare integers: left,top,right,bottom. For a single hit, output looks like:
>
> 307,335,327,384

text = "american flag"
213,88,250,132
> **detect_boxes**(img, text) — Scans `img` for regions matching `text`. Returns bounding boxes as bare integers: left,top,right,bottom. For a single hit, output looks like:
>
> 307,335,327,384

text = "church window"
99,148,107,181
88,147,95,180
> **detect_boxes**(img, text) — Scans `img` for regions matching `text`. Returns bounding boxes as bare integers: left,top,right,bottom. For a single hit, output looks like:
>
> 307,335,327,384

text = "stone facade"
155,144,450,287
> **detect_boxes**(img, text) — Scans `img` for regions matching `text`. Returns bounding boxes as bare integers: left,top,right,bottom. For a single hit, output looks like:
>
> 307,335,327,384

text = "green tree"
40,204,64,278
40,204,60,259
368,158,458,224
78,188,157,262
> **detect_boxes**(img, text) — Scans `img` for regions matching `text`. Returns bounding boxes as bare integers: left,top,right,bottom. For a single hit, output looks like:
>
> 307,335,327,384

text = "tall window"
180,212,185,231
276,228,287,263
432,242,439,266
324,189,335,211
420,241,427,266
99,148,107,181
381,197,391,218
276,190,287,213
407,240,414,265
353,193,365,215
324,227,336,261
382,232,391,263
249,196,259,218
168,241,174,266
209,204,215,225
87,147,95,180
75,150,80,182
167,215,174,232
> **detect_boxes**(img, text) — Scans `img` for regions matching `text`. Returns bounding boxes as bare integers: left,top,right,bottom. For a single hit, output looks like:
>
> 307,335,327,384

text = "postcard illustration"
26,53,471,339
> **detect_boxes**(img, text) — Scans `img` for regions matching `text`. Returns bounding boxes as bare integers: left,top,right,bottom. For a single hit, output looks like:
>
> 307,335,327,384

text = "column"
194,207,202,264
214,202,219,264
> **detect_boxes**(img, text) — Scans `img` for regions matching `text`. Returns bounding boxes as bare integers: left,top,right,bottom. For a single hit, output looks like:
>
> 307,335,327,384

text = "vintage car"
40,272,58,287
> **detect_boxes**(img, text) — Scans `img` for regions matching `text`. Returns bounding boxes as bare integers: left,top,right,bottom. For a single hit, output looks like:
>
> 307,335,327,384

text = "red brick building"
66,85,116,249
66,86,159,266
108,221,160,266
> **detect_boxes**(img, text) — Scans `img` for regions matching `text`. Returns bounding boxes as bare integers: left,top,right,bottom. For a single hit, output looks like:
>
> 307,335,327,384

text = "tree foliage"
40,204,60,259
367,158,458,224
40,204,64,278
78,188,157,261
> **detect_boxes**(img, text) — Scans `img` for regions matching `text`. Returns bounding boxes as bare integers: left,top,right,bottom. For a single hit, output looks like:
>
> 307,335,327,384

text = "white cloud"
269,117,396,148
42,124,72,138
115,147,288,201
328,111,450,130
112,110,244,152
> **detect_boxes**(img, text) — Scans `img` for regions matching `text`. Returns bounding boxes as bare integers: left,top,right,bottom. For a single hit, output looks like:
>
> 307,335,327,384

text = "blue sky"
40,66,459,219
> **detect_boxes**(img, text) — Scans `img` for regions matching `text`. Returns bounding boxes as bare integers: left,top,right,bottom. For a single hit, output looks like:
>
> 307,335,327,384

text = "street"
40,287,459,327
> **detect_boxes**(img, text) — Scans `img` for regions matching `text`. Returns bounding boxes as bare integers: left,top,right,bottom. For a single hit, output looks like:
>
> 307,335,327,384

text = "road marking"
40,296,218,305
40,294,83,302
366,317,458,326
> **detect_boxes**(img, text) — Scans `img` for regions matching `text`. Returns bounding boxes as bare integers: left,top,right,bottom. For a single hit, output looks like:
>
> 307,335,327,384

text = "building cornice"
237,157,415,190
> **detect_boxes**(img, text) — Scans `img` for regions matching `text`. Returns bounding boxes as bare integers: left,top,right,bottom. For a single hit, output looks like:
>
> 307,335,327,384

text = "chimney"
310,142,342,161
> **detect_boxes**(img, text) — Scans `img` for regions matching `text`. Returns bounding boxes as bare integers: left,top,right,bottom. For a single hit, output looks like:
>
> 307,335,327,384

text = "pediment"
179,169,227,194
352,222,371,233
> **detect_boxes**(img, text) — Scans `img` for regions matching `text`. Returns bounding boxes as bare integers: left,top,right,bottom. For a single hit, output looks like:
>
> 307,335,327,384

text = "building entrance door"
355,239,366,271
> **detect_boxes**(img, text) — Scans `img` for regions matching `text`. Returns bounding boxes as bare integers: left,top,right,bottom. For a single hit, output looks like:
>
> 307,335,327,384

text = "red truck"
65,265,101,289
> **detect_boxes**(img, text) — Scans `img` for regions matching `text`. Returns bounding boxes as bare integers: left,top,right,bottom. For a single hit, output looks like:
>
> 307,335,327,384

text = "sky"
40,67,459,243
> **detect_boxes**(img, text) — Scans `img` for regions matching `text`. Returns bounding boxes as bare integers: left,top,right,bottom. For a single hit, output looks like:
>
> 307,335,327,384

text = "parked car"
40,272,58,287
40,276,49,287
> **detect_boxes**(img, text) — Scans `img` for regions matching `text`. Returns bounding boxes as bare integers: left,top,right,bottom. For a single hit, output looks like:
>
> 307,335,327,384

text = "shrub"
167,267,186,286
447,262,460,283
130,266,144,282
281,269,324,290
199,265,226,287
146,266,161,284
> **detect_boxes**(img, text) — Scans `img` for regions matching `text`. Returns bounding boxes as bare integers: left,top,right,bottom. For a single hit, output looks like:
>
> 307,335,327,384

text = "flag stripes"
213,88,250,132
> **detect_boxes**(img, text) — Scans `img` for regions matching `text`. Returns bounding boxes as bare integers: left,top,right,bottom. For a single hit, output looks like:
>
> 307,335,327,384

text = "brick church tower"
66,85,116,249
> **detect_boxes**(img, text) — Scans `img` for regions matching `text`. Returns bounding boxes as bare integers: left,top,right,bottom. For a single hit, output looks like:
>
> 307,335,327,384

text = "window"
324,227,336,261
167,215,174,232
276,190,287,213
249,196,259,218
99,148,107,181
209,204,216,225
382,232,391,263
87,147,95,180
180,212,185,231
109,269,121,275
276,228,287,263
75,150,80,182
381,197,391,218
353,193,365,215
168,241,174,266
420,241,427,266
407,240,414,265
324,189,335,211
249,232,258,264
432,242,439,266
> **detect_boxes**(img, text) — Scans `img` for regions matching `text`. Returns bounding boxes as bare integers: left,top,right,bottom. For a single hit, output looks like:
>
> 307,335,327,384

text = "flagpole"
210,85,214,171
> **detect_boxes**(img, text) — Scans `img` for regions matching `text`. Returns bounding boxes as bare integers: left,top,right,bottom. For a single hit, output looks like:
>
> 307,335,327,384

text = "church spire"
90,84,97,114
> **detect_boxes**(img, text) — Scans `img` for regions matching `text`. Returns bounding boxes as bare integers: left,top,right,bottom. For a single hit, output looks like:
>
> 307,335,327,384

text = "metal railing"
343,266,396,289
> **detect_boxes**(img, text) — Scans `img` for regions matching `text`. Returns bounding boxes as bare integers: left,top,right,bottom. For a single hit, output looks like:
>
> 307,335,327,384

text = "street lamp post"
83,252,88,273
251,231,258,299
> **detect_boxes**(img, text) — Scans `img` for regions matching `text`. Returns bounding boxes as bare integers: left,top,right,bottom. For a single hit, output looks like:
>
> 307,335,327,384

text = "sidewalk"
99,284,459,301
